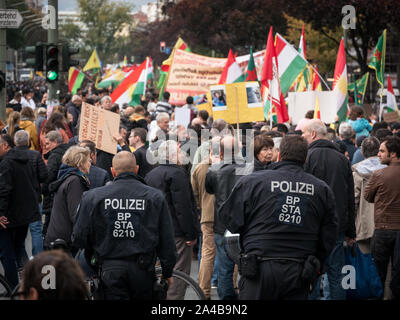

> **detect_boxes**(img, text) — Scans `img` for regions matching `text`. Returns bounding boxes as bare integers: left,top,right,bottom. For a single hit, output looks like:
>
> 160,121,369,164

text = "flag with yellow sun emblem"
333,39,348,122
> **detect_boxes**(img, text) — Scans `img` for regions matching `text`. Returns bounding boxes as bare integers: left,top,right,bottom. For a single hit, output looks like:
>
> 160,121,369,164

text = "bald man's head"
220,135,238,161
111,151,137,177
302,119,327,144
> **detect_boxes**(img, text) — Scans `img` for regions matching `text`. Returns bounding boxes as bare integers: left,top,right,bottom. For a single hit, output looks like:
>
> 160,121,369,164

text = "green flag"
368,30,386,87
348,72,369,105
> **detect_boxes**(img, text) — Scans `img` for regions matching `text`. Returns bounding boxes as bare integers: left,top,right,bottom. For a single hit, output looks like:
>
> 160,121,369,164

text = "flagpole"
307,63,331,91
143,57,149,96
269,80,273,129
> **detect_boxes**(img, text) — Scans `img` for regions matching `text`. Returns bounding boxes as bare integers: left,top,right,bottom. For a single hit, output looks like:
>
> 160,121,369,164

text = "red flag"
261,26,289,123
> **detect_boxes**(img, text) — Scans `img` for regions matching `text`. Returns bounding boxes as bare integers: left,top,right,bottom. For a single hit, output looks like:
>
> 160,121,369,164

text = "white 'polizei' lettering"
104,198,146,210
271,181,314,195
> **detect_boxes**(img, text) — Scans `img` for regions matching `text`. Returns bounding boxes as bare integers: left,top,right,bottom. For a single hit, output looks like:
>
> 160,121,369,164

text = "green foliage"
61,0,134,64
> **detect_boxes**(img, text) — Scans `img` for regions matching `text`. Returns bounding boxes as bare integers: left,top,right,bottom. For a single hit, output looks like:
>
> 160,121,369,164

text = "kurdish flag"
275,33,308,95
97,69,125,89
333,39,348,122
218,49,245,84
386,75,398,113
312,65,322,91
245,46,258,81
368,29,386,87
111,58,152,106
68,67,85,95
261,27,289,124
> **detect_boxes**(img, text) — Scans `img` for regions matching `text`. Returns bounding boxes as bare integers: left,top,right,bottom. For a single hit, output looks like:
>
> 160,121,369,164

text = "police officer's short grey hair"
14,130,30,147
158,140,178,163
304,119,327,138
101,95,112,105
45,130,63,145
361,136,380,158
156,112,169,123
339,122,355,140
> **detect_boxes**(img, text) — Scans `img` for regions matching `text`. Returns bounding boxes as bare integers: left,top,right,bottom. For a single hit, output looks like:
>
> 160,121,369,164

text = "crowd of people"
0,78,400,301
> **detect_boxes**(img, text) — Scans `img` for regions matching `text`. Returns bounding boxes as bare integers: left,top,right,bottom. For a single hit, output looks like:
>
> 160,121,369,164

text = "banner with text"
79,102,121,155
165,49,227,105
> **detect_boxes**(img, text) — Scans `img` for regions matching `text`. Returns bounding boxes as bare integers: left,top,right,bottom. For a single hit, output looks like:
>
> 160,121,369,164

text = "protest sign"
78,102,120,154
210,82,264,124
383,111,399,123
165,49,226,105
174,107,191,128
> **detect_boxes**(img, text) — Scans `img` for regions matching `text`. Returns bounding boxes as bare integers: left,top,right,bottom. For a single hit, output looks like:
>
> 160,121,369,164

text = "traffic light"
0,71,5,89
61,43,80,72
45,43,59,82
24,42,44,71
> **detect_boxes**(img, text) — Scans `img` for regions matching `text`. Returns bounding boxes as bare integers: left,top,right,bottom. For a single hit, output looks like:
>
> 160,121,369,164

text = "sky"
57,0,156,12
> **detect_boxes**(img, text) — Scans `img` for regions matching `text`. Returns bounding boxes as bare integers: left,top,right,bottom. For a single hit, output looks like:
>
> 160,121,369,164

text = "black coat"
87,165,110,189
42,143,70,214
14,146,48,200
44,166,89,248
205,160,250,235
133,146,154,179
304,139,356,239
220,161,338,267
72,172,177,279
145,164,200,241
0,148,41,228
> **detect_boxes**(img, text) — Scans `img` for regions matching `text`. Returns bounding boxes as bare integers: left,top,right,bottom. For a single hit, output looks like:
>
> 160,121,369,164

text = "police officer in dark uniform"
72,151,177,300
220,135,338,300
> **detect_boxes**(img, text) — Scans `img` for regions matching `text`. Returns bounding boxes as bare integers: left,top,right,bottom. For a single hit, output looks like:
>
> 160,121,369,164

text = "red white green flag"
245,46,258,81
68,67,85,95
111,58,151,106
218,49,245,84
386,75,398,113
333,39,348,122
261,26,289,124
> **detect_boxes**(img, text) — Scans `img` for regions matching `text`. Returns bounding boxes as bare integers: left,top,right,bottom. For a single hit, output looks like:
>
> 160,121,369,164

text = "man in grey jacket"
352,136,386,254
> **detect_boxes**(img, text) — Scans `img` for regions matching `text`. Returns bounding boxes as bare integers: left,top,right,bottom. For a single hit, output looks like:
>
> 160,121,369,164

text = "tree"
66,0,134,64
283,0,400,75
130,0,287,66
284,14,342,76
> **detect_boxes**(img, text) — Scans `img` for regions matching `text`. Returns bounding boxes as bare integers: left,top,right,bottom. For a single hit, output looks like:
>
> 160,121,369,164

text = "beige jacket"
352,157,386,240
191,160,214,224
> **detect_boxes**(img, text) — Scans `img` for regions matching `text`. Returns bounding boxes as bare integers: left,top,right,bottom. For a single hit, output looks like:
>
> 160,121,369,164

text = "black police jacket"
305,139,356,239
72,172,177,279
220,161,338,266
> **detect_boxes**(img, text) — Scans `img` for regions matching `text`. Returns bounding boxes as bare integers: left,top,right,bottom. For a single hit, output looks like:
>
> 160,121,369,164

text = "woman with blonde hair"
20,107,39,150
44,146,91,254
1,111,21,140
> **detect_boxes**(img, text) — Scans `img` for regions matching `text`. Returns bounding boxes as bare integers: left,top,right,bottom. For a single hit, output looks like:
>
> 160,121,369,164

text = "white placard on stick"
78,102,120,155
174,107,191,128
288,91,338,125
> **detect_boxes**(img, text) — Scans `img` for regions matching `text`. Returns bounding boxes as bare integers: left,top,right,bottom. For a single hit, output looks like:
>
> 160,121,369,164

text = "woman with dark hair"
39,112,70,155
347,106,372,138
15,250,88,300
253,134,274,171
20,107,39,150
